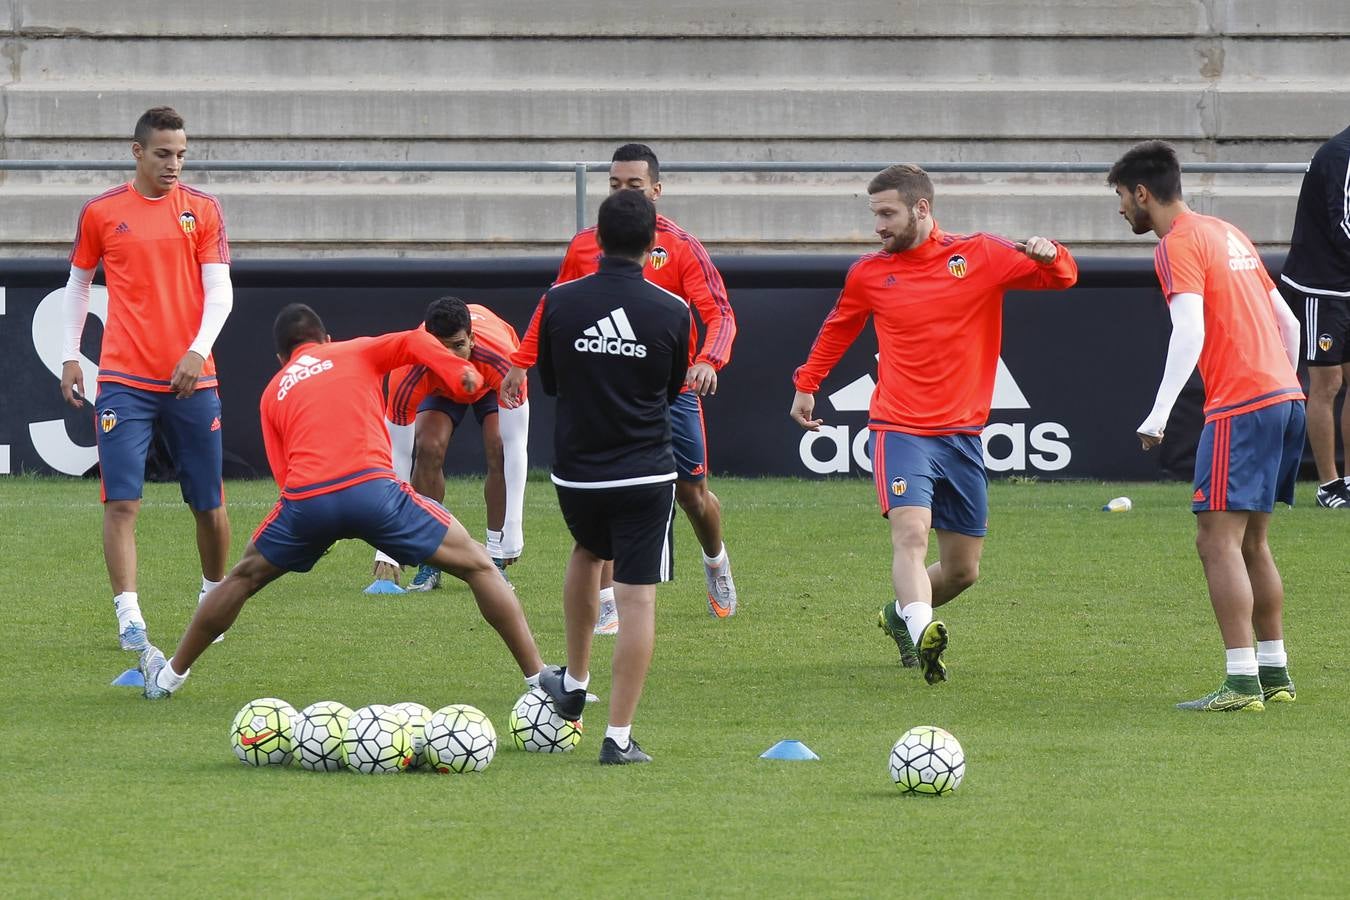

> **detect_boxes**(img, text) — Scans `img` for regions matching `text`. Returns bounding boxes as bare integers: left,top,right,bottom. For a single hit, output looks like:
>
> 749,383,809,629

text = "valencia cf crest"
890,476,907,496
178,210,197,234
947,255,968,279
649,247,670,270
1319,333,1334,353
99,409,118,433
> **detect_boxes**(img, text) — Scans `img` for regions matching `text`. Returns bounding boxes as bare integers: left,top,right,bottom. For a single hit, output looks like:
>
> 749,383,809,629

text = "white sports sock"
901,601,933,646
199,577,222,604
113,592,144,631
605,724,632,748
1256,640,1287,668
1225,647,1258,676
159,657,189,692
524,670,541,689
702,544,727,568
563,670,590,693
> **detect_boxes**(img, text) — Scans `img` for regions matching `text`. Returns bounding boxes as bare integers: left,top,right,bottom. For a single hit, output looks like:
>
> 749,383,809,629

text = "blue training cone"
111,668,145,688
760,739,820,761
363,579,406,595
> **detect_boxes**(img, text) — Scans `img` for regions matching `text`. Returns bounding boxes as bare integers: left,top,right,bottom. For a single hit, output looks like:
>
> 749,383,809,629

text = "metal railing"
0,160,1309,232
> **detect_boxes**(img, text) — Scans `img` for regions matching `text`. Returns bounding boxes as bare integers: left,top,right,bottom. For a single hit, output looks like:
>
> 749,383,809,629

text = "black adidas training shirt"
1282,124,1350,296
538,256,691,488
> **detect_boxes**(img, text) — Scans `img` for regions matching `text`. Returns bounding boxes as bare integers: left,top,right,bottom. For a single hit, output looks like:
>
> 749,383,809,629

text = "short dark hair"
424,296,471,338
867,164,934,207
273,303,326,357
134,106,185,146
612,143,660,182
1107,140,1183,203
597,189,657,259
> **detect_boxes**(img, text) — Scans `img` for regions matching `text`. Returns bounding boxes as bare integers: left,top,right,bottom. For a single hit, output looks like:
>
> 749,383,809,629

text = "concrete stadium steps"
1,181,1302,259
12,0,1350,37
11,36,1347,85
5,83,1346,142
3,0,1345,256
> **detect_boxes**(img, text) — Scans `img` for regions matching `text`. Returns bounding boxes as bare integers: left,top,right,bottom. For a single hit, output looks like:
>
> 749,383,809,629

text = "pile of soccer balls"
230,688,582,774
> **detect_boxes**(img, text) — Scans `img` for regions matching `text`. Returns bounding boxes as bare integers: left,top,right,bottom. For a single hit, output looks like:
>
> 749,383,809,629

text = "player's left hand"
373,560,402,584
1017,236,1058,263
686,362,718,396
170,351,206,398
1137,429,1164,451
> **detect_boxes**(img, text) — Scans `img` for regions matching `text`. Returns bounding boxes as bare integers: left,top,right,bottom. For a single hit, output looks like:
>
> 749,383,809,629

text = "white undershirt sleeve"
1138,292,1205,436
62,266,96,363
1267,287,1301,369
188,263,234,359
497,400,530,558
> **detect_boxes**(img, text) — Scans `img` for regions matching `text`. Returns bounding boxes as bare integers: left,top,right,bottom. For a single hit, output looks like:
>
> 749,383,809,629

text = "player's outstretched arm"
790,391,823,431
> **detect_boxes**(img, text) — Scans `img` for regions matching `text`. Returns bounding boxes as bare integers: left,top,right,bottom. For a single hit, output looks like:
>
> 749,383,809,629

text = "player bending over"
791,164,1078,685
1109,140,1302,711
373,297,528,589
138,304,549,699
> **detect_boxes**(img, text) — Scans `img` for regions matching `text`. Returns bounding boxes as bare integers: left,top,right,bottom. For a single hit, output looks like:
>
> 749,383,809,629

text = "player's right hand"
60,360,86,408
790,390,823,431
1137,429,1164,451
500,366,527,409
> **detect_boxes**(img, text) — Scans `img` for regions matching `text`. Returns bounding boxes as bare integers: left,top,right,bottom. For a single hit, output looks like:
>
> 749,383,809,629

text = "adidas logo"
574,308,648,358
1226,230,1260,272
883,275,897,287
114,221,131,234
276,353,334,400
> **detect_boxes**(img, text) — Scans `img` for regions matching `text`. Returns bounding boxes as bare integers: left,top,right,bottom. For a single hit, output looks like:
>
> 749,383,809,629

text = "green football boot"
917,620,949,685
1176,675,1264,712
877,603,918,668
1259,666,1297,703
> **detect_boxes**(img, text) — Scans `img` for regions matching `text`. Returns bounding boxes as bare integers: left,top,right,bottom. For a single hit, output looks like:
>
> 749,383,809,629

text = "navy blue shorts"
670,390,708,481
418,391,499,428
869,430,988,537
1192,400,1305,513
94,382,224,510
252,477,453,572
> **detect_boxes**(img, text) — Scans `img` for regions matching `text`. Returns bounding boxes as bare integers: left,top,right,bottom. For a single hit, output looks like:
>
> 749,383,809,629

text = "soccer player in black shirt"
536,189,691,764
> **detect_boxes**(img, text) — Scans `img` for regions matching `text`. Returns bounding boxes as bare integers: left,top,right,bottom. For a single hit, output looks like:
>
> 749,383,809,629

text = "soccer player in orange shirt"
138,304,550,698
1109,141,1304,711
59,107,234,653
375,297,529,589
790,164,1078,685
502,143,738,632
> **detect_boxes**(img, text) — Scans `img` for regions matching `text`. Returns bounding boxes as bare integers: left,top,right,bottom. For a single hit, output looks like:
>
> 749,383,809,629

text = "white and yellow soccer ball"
889,725,966,795
424,704,498,773
509,688,582,753
292,701,352,772
390,702,433,770
344,704,414,774
230,697,297,767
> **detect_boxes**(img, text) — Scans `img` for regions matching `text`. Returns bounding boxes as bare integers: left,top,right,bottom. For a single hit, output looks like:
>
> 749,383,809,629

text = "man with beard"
790,164,1077,685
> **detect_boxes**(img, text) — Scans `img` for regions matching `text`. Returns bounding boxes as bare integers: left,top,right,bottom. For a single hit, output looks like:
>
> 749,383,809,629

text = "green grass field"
2,475,1348,897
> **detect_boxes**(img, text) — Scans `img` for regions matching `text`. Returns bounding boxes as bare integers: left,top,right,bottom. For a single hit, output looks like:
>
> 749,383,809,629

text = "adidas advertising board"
0,256,1288,480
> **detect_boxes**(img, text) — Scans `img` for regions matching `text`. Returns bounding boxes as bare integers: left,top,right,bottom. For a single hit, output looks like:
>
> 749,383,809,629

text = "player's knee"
675,480,707,514
889,522,929,558
415,431,450,461
948,561,980,592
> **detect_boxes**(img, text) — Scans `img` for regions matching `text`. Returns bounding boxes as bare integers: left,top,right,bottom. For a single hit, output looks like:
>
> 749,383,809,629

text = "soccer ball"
424,704,498,773
889,725,966,795
509,688,582,753
292,701,352,772
230,697,297,767
391,702,433,769
344,704,415,774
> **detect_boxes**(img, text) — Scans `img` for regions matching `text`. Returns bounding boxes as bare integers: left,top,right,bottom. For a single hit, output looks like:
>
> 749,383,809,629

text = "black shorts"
1282,282,1350,366
554,481,676,585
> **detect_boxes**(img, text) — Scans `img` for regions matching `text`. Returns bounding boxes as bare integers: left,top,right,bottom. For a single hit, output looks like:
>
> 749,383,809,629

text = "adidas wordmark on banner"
575,308,648,357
